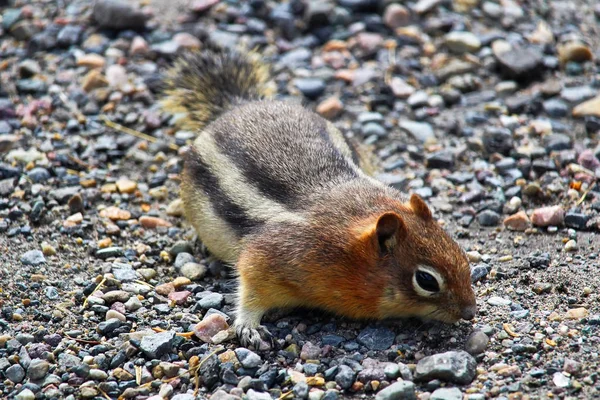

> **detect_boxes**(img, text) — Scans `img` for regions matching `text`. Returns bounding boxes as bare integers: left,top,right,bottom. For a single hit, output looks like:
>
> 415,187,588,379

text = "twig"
64,335,102,345
83,277,106,308
152,326,195,339
576,181,596,206
96,385,113,400
99,115,179,151
134,279,154,289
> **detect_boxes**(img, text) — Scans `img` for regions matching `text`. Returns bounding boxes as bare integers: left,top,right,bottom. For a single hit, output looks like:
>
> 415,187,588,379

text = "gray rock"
362,122,387,137
488,296,511,306
174,252,195,268
15,389,35,400
426,151,454,169
334,365,356,390
375,380,416,400
27,359,49,380
140,331,176,358
48,186,79,204
431,387,463,400
97,318,123,335
92,0,147,30
57,25,82,47
477,210,501,226
560,86,596,103
543,98,569,118
246,389,271,400
465,331,489,355
20,250,46,266
198,292,224,310
293,381,310,399
483,127,513,155
357,327,395,351
96,247,124,260
414,351,477,384
170,242,194,257
180,263,206,281
494,46,543,79
295,78,326,99
6,364,26,383
444,31,481,54
543,133,572,151
235,348,262,369
172,394,196,400
399,120,435,143
112,263,137,282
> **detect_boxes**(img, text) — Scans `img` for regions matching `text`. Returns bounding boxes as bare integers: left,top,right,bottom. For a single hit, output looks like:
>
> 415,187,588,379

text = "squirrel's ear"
375,212,405,251
410,193,432,220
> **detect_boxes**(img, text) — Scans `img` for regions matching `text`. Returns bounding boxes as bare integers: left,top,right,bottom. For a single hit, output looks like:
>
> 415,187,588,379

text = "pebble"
503,211,531,231
180,262,206,281
27,359,50,380
565,307,588,320
488,296,511,306
383,4,410,29
531,206,565,227
357,327,395,351
6,364,26,383
415,351,477,384
399,120,435,143
235,348,262,369
444,31,481,54
140,331,175,359
465,331,489,355
375,380,416,400
140,216,172,229
198,292,224,309
431,387,463,400
20,250,46,266
317,97,343,119
295,78,326,99
494,44,543,79
477,210,500,226
15,389,35,400
193,314,229,342
92,0,147,30
334,365,356,390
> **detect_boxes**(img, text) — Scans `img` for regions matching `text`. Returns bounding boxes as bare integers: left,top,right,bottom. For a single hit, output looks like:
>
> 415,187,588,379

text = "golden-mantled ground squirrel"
162,46,477,349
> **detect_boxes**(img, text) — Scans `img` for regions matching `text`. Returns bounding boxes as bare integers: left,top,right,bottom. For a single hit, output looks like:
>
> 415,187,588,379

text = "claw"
236,324,273,350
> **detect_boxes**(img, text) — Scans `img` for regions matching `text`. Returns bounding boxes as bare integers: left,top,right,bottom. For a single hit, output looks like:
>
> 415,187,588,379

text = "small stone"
573,96,600,118
477,210,500,226
334,365,355,390
531,206,564,227
558,42,593,65
106,65,128,88
140,216,172,229
444,31,481,54
156,283,175,296
415,351,477,384
357,327,395,351
102,290,131,303
488,296,511,306
21,250,45,266
503,211,531,231
180,263,206,281
465,331,489,355
198,292,224,309
565,307,588,320
27,359,50,380
235,348,262,368
553,372,570,388
301,342,321,360
125,296,142,311
100,207,131,221
140,331,176,358
15,389,35,400
564,240,578,252
116,179,137,194
375,380,416,400
6,364,26,383
193,314,229,343
430,387,462,400
77,54,106,69
92,0,147,30
106,310,126,322
316,97,343,119
383,4,410,29
494,44,543,79
168,291,192,305
295,78,326,99
399,120,435,143
173,32,202,50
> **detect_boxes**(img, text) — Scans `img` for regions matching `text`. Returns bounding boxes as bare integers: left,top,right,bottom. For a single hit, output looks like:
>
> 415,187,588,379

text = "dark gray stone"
414,351,477,384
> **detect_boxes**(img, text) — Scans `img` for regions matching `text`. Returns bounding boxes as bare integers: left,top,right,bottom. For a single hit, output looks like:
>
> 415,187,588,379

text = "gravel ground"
1,0,600,399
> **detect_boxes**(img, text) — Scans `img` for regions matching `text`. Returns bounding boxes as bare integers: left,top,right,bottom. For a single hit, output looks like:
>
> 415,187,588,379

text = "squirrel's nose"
461,305,477,321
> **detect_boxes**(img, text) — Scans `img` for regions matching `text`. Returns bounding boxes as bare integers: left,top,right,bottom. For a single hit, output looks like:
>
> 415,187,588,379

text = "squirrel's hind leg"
233,303,272,350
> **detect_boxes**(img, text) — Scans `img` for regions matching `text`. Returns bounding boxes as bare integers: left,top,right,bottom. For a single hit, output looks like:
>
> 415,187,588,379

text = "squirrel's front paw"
236,324,273,350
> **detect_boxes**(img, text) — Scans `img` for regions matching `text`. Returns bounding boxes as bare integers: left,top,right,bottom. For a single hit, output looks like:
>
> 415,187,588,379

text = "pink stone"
531,206,565,227
168,290,191,305
130,36,149,56
191,0,220,13
173,33,201,50
577,149,600,170
193,314,229,343
383,3,411,29
111,302,126,314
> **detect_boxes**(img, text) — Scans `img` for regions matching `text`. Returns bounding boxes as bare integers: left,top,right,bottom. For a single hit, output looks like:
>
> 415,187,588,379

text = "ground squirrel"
162,45,477,349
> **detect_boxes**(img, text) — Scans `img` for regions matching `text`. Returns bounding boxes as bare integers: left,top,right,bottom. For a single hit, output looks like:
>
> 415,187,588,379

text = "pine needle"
82,277,106,309
99,115,179,151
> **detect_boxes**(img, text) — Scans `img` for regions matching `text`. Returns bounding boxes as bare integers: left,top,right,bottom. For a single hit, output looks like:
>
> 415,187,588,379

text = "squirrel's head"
356,194,476,324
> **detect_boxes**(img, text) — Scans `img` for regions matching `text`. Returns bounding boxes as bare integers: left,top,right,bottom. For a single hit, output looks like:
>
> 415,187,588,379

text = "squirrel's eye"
415,271,440,293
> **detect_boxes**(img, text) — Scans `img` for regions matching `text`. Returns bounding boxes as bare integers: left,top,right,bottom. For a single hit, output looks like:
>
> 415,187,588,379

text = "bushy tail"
162,45,275,131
